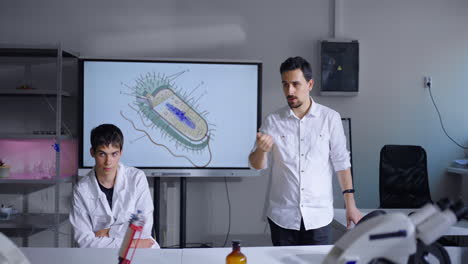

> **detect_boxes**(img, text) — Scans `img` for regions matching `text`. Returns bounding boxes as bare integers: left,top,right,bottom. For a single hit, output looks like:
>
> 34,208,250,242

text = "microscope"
323,198,467,264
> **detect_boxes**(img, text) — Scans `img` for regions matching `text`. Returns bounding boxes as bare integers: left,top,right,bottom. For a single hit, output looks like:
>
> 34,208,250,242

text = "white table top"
20,246,330,264
21,245,468,264
333,208,468,236
21,247,181,264
181,245,331,263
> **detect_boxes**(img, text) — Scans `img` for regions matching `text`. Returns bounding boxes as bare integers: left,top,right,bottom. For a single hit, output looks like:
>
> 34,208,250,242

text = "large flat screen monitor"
80,59,262,177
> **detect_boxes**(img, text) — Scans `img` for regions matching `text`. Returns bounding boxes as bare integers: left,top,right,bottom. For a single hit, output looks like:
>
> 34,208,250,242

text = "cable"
427,84,468,149
222,177,231,247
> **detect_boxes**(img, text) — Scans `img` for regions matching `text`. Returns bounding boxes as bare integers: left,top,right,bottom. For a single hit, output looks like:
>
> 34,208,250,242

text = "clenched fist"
256,132,273,153
94,228,110,237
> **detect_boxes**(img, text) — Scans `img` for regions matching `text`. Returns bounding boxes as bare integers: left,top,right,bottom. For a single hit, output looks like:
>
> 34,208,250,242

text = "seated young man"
70,124,159,248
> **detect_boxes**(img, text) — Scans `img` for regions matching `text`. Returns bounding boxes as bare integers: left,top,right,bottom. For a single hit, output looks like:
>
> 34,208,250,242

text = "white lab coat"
70,163,160,248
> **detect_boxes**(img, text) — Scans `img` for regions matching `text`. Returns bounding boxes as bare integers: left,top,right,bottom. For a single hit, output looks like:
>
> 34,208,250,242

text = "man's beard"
287,96,302,109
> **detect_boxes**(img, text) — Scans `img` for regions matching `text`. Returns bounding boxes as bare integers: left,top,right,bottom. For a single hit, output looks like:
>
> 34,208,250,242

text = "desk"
182,245,331,263
447,165,468,209
447,165,468,175
20,245,468,264
333,209,468,236
21,247,181,264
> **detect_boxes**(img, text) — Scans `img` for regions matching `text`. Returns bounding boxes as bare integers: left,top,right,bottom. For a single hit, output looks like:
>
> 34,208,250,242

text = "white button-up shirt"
253,100,350,230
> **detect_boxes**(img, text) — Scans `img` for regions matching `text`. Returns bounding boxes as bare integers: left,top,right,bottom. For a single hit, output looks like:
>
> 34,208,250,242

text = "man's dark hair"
90,124,124,152
280,56,313,81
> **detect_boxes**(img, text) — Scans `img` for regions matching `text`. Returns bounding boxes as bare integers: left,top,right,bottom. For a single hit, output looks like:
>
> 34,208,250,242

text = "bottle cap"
232,240,241,246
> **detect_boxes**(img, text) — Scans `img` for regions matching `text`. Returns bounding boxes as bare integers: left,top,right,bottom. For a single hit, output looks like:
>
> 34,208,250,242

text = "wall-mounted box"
320,40,359,96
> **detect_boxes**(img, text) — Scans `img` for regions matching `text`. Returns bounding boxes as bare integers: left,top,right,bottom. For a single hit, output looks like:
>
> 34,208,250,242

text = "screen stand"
180,177,187,248
153,177,160,244
153,176,187,248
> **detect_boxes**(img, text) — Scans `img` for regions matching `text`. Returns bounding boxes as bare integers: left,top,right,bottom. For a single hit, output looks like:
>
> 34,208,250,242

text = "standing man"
70,124,159,248
249,56,362,246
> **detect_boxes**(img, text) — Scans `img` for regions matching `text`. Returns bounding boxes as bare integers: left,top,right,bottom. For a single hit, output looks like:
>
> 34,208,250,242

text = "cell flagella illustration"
120,70,215,167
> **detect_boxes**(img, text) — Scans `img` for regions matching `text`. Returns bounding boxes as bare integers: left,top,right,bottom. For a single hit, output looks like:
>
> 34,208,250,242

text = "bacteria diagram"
120,70,215,167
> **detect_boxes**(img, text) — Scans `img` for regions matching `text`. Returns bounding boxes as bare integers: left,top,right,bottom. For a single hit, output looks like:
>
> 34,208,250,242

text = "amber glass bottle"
226,240,247,264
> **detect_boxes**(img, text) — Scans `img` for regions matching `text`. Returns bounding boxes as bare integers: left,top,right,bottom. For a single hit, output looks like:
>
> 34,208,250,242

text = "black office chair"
379,145,432,208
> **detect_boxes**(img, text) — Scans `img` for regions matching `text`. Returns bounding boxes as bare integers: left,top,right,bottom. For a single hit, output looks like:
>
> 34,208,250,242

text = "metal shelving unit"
0,177,73,246
0,44,79,247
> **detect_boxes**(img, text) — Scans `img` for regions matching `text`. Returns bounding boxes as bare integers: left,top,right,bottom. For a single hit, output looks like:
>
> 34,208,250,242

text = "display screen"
81,59,261,176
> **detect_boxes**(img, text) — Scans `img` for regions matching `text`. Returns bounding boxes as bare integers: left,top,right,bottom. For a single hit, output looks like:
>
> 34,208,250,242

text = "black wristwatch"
342,189,355,194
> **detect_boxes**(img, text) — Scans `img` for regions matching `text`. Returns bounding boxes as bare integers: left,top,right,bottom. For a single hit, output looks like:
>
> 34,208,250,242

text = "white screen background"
82,60,259,168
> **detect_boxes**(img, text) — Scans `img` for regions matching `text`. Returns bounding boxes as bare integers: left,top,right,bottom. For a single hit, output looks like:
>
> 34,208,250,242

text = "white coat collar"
89,163,126,192
87,163,127,212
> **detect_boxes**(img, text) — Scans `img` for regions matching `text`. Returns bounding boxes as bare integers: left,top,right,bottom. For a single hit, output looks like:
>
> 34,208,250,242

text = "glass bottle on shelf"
226,240,247,264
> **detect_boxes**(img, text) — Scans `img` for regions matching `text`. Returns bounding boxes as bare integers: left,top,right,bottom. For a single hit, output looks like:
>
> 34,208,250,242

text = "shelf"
0,177,73,194
0,89,70,97
0,134,73,139
0,57,78,66
0,45,78,58
0,213,69,237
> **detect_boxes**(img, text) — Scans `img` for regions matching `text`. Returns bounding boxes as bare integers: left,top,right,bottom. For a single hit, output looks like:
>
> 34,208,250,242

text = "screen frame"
78,57,262,177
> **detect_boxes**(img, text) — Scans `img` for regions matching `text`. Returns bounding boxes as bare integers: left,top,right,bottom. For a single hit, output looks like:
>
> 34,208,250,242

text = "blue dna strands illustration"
165,103,196,130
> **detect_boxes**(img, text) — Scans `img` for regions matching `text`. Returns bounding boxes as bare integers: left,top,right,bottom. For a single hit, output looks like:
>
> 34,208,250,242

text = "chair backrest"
379,145,432,208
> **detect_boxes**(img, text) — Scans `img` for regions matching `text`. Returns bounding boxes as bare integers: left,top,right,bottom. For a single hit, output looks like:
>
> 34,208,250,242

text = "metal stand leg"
180,177,186,248
153,177,160,244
